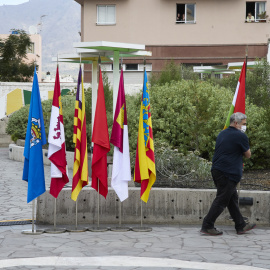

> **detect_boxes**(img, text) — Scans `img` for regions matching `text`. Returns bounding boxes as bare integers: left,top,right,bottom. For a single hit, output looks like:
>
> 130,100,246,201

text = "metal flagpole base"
21,229,44,235
22,199,44,234
66,227,87,233
110,226,130,232
44,227,66,234
131,226,152,232
88,226,109,232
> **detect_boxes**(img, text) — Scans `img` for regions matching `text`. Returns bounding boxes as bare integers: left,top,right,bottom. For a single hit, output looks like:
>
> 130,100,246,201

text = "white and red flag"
48,66,69,198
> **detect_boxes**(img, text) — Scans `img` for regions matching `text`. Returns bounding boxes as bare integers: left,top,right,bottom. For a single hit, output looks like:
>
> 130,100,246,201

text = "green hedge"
6,79,270,170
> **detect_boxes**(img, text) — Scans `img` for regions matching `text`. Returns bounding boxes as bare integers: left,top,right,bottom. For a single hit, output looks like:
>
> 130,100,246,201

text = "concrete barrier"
9,143,75,169
0,118,13,147
36,187,270,226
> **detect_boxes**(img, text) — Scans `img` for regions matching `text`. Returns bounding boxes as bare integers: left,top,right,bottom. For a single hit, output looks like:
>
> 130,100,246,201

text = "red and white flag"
48,66,69,198
110,69,131,202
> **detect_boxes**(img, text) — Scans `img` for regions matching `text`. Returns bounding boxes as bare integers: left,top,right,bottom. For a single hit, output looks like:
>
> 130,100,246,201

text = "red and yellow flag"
134,70,156,203
91,69,110,198
71,66,88,201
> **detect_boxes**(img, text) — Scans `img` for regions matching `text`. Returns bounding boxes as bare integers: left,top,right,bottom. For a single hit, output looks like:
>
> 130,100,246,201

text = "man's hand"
244,149,251,159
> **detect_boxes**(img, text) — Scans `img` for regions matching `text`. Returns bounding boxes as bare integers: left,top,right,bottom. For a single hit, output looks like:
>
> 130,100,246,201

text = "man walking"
201,112,256,236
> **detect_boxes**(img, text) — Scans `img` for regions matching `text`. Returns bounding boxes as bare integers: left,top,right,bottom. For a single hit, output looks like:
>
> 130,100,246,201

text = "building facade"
75,0,270,82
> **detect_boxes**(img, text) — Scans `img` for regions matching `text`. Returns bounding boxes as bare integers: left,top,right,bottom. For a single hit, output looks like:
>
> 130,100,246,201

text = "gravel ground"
241,169,270,190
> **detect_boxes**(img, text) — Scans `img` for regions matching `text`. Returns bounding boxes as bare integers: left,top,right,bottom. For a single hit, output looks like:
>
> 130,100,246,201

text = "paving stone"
1,148,270,269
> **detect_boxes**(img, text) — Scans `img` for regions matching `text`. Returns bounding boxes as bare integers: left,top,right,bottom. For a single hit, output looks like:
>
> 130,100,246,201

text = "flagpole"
54,198,56,228
98,180,100,228
44,197,66,233
120,200,122,226
76,200,78,229
132,199,151,232
88,61,108,233
67,195,86,232
141,200,143,227
239,50,248,201
110,63,130,232
22,198,44,235
21,67,46,235
89,179,108,232
111,197,129,232
132,58,152,233
240,49,248,223
245,47,248,79
68,57,87,233
44,60,66,234
32,198,35,232
97,58,100,229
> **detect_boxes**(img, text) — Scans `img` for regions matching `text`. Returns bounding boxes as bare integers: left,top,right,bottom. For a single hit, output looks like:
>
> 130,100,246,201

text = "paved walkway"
1,147,270,270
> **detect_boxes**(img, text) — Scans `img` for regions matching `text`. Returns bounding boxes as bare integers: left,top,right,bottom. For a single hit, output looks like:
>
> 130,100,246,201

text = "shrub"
6,72,270,171
6,105,29,142
149,60,196,86
149,80,268,169
154,140,213,188
149,80,232,160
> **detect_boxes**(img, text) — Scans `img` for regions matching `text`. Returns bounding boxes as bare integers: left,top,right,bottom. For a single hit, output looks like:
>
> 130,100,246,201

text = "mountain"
0,0,81,78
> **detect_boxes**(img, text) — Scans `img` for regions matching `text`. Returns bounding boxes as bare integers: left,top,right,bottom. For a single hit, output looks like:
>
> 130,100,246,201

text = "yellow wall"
6,88,23,115
48,91,54,100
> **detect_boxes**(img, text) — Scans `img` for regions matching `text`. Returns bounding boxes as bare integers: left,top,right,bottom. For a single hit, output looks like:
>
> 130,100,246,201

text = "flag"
22,67,46,203
91,69,110,198
134,70,156,203
224,61,246,129
110,69,131,202
47,66,69,198
71,66,88,201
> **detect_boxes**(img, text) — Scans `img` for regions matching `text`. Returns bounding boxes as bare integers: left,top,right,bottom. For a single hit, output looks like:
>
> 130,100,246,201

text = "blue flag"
22,68,47,203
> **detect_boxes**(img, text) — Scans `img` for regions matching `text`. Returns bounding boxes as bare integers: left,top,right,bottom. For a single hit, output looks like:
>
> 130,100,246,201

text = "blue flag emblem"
142,70,150,146
30,118,42,147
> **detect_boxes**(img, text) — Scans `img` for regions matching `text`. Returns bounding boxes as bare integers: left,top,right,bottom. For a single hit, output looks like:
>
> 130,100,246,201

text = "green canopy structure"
53,41,152,132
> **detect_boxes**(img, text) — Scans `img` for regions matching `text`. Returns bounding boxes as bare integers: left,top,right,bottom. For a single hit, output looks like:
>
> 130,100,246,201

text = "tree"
0,29,36,82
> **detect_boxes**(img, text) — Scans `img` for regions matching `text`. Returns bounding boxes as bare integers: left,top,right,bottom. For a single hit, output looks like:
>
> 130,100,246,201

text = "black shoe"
237,223,256,235
200,228,223,236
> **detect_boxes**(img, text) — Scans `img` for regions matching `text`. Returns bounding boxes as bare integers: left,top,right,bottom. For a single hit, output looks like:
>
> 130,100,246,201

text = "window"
101,63,152,72
97,5,116,25
125,64,138,71
215,74,223,79
246,2,266,22
176,4,196,24
26,42,34,54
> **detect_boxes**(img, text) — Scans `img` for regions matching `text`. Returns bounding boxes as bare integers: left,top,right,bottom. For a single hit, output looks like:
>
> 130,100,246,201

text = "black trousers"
202,169,246,231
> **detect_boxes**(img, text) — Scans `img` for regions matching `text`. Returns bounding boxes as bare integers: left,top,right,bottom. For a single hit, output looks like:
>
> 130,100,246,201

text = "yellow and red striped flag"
71,66,88,201
134,70,156,203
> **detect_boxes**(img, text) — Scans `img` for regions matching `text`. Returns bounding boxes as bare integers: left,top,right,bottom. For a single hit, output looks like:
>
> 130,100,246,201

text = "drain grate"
0,219,35,226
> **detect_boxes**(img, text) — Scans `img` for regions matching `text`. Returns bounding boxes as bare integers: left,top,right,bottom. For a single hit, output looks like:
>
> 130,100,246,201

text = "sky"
0,0,28,6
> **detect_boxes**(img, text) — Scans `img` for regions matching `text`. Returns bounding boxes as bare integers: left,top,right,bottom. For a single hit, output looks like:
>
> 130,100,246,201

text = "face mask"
241,125,246,133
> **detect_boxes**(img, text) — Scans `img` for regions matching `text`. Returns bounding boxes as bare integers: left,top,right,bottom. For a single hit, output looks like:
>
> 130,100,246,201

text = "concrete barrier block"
36,188,270,226
9,144,24,162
